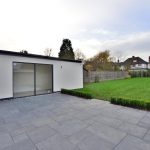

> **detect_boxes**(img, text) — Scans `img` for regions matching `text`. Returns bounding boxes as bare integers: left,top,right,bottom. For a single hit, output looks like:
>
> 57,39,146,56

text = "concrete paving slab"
2,139,37,150
92,114,123,128
87,122,126,145
36,133,77,150
77,133,114,150
118,122,147,138
114,135,150,150
68,128,95,145
0,133,13,150
27,125,57,144
0,93,149,150
12,133,29,143
138,115,150,129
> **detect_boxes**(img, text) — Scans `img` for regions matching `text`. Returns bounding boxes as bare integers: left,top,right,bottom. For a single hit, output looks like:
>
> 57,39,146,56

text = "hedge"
111,97,150,110
129,70,150,78
61,89,93,99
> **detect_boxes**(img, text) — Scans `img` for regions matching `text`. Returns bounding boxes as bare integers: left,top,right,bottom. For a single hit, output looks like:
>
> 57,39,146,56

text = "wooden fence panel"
83,71,128,83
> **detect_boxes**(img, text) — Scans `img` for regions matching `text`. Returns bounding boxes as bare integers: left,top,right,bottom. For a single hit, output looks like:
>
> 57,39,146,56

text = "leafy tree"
20,50,28,54
84,50,114,71
58,39,75,60
84,64,93,72
44,48,52,57
74,49,86,61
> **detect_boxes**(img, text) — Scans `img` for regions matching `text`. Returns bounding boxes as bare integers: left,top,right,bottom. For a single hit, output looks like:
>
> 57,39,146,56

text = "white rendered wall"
130,64,148,69
0,56,12,99
0,55,83,99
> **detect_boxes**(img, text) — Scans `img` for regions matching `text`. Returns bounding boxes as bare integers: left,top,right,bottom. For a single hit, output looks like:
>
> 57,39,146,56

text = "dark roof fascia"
0,50,82,63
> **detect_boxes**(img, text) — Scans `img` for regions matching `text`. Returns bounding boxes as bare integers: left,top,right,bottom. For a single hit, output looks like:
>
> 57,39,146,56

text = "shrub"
111,97,150,110
143,71,147,77
95,75,99,83
148,70,150,76
124,75,131,79
145,101,150,110
129,70,150,78
61,89,93,99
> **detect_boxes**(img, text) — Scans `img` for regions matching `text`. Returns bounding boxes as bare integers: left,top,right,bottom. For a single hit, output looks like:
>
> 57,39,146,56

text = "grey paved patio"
0,93,150,150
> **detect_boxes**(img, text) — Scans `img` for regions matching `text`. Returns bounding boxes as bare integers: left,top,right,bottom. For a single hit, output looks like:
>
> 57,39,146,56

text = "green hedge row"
129,70,150,78
111,97,150,110
61,89,93,99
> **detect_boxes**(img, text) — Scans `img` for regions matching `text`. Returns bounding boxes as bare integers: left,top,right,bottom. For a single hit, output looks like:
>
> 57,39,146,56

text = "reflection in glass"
13,63,34,97
36,64,52,95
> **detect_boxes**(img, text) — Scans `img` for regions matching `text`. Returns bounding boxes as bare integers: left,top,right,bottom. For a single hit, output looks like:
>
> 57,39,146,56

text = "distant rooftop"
123,56,148,65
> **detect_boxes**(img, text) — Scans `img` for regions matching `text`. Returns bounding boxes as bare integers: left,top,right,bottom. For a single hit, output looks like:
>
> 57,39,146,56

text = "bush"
95,75,99,83
111,97,150,110
124,75,131,79
61,89,93,99
146,102,150,110
129,70,150,78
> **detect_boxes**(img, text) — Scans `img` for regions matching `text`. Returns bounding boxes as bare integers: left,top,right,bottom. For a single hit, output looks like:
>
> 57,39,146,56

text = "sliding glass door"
36,64,52,95
13,63,34,97
13,62,53,98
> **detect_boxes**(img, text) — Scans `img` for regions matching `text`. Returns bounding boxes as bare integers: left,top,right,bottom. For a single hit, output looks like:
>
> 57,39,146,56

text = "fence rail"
83,71,128,83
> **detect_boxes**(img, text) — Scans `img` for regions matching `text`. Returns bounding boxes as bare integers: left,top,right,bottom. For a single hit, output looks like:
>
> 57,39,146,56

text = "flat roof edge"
0,50,82,63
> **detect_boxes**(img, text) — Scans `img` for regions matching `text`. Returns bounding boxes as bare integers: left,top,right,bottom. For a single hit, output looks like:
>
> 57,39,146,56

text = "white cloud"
0,0,150,60
91,29,115,35
73,32,150,61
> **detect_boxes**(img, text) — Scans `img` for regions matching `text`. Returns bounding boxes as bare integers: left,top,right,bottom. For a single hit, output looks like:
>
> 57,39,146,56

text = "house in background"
118,56,150,71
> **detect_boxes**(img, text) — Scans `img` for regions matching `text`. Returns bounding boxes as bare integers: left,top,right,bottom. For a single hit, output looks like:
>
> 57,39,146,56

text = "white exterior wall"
120,65,125,70
0,55,83,99
130,64,148,69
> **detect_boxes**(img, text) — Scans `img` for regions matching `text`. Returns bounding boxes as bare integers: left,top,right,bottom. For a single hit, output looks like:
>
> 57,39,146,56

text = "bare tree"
44,48,52,57
113,51,126,63
74,49,86,60
84,64,93,71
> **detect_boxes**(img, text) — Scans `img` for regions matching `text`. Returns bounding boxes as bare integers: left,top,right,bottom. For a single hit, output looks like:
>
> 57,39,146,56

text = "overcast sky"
0,0,150,61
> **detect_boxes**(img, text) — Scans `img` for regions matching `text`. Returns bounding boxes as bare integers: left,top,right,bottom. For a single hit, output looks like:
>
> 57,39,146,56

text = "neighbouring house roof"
123,56,148,66
116,56,148,67
0,50,82,63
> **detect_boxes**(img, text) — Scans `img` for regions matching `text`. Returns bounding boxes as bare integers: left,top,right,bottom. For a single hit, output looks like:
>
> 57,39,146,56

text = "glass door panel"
13,63,34,97
35,64,52,95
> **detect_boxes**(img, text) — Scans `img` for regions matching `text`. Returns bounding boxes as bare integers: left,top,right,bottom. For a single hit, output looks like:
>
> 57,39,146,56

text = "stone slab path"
0,93,150,150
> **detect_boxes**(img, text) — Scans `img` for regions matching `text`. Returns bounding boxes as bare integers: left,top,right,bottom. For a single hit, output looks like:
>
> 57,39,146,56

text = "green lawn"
75,78,150,102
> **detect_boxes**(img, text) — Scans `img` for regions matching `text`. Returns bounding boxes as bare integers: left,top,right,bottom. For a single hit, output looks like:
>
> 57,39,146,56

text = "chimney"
149,56,150,63
117,59,119,63
132,56,135,59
